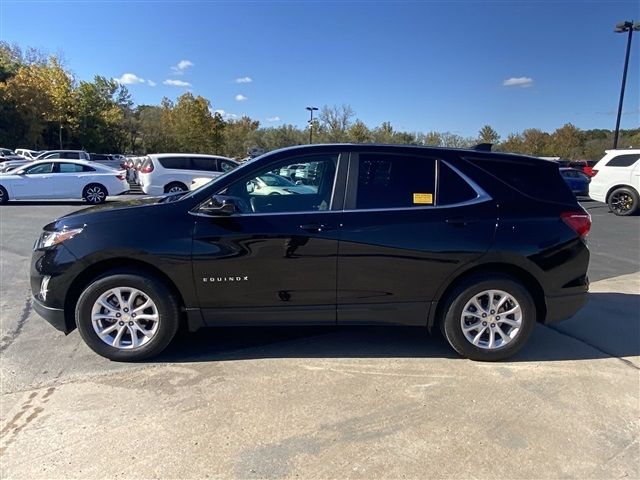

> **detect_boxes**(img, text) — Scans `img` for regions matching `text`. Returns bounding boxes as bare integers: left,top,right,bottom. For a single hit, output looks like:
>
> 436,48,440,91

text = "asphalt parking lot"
1,197,639,479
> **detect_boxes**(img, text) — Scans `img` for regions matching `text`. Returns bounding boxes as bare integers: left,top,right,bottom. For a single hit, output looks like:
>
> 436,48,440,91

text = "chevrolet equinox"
31,144,591,361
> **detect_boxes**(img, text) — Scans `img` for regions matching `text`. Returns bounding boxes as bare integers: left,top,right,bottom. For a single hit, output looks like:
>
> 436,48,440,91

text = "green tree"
550,123,584,159
477,125,500,145
347,119,372,143
319,104,354,142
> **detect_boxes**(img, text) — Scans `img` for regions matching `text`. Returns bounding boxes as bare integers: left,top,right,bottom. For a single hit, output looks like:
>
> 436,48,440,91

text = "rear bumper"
32,295,70,334
543,291,589,324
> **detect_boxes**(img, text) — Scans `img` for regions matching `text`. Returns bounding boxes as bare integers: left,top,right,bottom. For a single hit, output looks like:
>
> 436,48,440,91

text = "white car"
138,153,238,196
589,149,640,216
36,150,91,161
14,149,41,159
0,160,129,204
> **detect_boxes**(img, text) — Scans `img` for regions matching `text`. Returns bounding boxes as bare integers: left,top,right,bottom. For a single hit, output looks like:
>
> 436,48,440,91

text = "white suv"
589,149,640,216
138,153,238,195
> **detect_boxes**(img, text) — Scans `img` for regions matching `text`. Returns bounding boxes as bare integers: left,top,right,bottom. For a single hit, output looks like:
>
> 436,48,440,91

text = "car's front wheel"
75,273,180,361
440,275,536,361
0,186,8,204
608,187,639,216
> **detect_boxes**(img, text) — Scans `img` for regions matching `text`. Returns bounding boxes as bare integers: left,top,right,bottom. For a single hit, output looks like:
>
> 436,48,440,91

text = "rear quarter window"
467,156,575,204
191,157,218,171
605,154,640,167
437,162,478,205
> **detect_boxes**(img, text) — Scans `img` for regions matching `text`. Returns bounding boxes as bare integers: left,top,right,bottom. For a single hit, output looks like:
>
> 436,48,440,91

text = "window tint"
467,157,575,203
606,154,640,167
356,154,436,209
90,154,108,161
218,155,338,214
159,156,191,170
25,163,54,174
438,162,478,205
44,153,60,159
191,157,218,172
219,160,236,172
61,152,81,159
58,163,93,173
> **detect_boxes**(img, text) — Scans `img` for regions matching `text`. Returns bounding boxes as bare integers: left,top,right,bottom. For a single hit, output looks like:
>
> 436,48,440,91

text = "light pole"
306,106,318,144
613,20,640,149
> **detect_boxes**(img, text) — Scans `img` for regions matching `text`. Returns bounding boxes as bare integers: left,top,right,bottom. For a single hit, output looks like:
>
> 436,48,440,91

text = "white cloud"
266,116,280,122
163,79,191,87
115,73,146,85
147,80,157,87
502,76,534,88
171,60,194,74
235,76,252,83
235,94,248,102
213,109,238,120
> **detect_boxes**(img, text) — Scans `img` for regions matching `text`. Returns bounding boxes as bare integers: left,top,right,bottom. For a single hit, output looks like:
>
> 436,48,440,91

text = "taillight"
116,174,126,180
561,210,591,238
590,169,598,177
140,163,154,173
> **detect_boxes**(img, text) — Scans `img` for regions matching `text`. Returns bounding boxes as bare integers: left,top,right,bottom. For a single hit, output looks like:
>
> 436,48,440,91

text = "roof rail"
473,143,493,152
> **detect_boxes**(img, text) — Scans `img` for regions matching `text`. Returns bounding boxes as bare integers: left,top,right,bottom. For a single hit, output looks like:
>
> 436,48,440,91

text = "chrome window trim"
190,158,492,218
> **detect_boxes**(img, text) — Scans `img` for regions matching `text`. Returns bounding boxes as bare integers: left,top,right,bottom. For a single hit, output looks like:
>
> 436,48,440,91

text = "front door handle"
299,223,337,232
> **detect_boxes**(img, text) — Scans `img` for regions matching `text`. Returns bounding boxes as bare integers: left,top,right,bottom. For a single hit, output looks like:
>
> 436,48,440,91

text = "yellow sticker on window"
413,193,433,204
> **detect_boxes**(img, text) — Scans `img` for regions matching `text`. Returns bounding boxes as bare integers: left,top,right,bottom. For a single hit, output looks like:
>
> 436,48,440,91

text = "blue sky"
1,0,638,137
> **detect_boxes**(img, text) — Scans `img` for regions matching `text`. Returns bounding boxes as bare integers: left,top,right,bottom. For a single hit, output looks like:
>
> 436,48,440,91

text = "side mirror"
199,196,236,216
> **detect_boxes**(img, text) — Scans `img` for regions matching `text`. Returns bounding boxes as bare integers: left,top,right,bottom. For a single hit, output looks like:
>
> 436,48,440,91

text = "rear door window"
355,154,436,209
57,163,86,173
159,157,191,170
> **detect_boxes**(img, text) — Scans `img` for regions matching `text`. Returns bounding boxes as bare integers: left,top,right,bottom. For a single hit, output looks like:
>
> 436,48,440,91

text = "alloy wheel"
86,186,106,203
460,289,522,350
91,287,159,349
610,192,634,214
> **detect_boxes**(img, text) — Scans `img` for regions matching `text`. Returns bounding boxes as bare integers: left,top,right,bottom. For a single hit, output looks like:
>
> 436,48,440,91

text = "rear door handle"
445,217,479,226
299,223,337,232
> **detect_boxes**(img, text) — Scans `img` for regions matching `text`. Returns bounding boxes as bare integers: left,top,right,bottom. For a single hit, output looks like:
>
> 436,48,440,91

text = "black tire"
75,273,180,361
608,187,639,216
83,183,108,204
0,185,8,204
440,274,536,361
164,182,187,194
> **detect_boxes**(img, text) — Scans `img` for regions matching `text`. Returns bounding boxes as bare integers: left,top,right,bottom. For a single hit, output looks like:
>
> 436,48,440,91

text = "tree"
499,133,526,154
162,93,223,153
347,119,372,143
224,116,260,157
319,104,354,142
550,123,583,159
477,125,500,145
521,128,550,156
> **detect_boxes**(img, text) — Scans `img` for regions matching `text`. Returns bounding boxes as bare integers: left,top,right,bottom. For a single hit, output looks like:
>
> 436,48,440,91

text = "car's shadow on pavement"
151,292,640,365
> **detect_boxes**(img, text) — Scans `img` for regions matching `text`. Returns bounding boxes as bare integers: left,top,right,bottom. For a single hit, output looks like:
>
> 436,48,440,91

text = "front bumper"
32,295,70,334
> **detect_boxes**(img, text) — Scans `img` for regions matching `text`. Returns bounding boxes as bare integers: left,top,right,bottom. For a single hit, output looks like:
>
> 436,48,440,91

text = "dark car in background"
560,167,591,196
30,144,590,362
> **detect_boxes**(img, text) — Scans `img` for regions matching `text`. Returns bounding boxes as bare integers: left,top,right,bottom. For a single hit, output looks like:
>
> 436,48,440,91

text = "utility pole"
613,20,640,149
306,106,318,144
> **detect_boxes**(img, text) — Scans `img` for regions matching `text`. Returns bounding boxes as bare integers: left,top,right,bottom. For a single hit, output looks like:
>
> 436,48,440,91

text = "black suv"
31,144,590,361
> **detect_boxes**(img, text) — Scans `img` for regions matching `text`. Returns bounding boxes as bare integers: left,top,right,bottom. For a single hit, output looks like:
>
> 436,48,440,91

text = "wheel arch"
605,184,638,202
428,262,547,331
164,181,188,193
63,258,187,332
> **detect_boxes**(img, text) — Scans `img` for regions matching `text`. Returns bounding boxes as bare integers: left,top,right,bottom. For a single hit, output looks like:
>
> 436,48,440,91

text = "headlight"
37,227,84,249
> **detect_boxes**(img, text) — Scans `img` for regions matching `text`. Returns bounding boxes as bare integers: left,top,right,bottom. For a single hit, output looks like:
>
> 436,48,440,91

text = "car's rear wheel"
608,187,638,216
165,182,187,193
440,275,536,361
76,273,180,361
0,186,8,204
83,184,108,204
